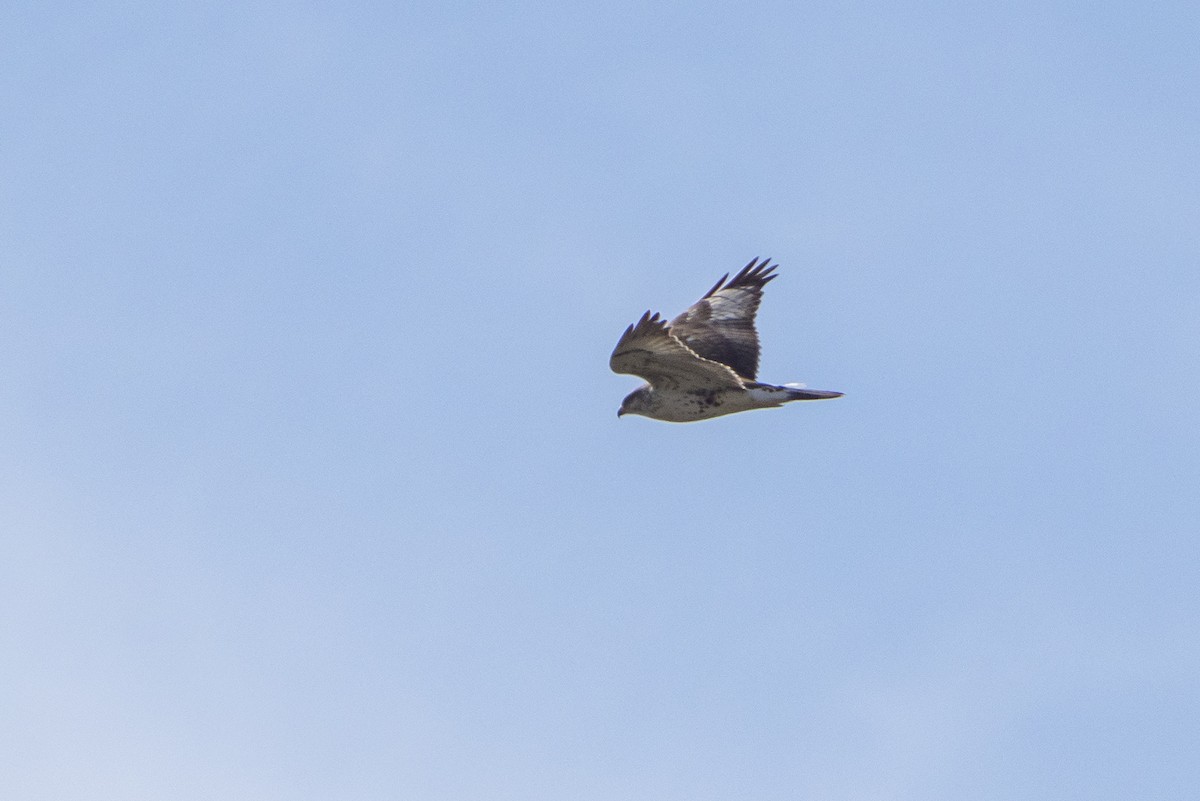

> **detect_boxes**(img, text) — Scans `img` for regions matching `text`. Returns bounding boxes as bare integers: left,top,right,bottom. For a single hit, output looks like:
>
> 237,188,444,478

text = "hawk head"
617,385,654,418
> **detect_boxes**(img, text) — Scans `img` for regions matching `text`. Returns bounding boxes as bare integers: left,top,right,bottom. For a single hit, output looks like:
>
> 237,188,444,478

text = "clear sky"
3,2,1198,799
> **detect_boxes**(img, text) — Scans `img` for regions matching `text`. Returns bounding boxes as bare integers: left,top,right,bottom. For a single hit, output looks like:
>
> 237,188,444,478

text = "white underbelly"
649,388,770,422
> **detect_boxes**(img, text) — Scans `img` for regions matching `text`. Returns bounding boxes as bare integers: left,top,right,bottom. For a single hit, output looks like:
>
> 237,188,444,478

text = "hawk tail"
747,382,844,402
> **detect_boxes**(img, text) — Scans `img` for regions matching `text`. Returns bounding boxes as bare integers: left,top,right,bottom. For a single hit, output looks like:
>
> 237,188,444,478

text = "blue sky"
3,2,1198,799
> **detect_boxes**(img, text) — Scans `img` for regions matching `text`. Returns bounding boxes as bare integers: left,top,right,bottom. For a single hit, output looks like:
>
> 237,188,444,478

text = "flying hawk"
611,258,842,422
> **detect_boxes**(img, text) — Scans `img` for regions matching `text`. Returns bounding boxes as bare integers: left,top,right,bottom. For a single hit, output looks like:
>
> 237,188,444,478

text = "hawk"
611,258,842,422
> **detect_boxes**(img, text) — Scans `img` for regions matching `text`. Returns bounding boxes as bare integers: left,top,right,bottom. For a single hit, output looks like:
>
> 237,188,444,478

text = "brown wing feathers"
609,310,744,389
667,257,776,380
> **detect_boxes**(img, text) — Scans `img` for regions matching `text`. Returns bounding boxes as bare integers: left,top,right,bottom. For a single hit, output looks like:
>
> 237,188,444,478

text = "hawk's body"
611,259,842,422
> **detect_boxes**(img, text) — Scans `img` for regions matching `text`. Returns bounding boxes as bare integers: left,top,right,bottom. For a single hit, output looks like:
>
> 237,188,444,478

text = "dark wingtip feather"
700,258,781,299
725,257,778,290
701,272,731,299
632,310,669,332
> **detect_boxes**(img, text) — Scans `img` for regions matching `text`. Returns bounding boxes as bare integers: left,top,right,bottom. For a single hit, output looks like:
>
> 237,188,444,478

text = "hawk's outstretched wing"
668,257,777,380
610,311,745,391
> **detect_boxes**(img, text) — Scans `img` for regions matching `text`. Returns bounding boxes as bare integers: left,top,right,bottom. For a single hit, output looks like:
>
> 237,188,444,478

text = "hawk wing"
610,311,745,391
668,257,777,380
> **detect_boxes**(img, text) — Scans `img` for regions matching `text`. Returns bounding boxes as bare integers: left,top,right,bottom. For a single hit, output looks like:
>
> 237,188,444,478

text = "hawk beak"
617,409,624,418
